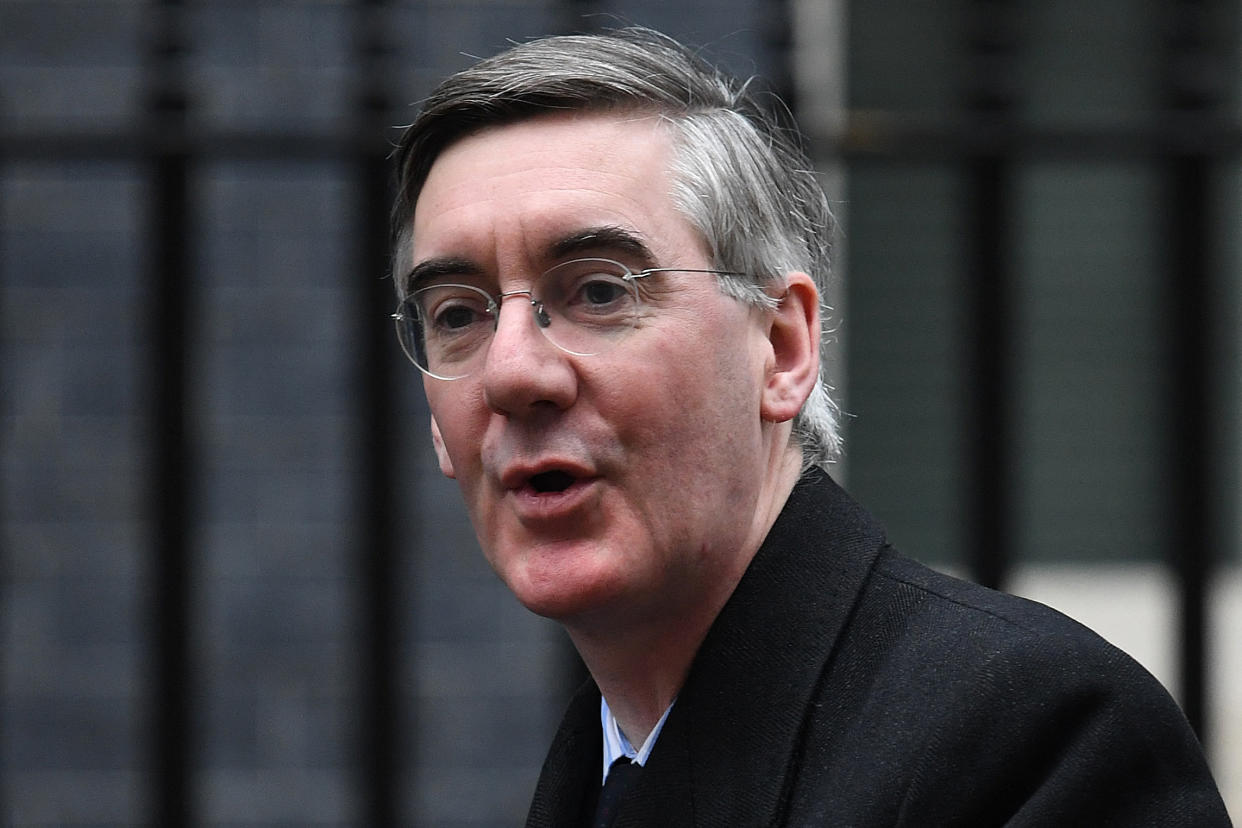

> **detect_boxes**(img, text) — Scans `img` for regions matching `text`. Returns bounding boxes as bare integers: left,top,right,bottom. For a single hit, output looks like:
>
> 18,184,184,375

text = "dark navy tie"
592,757,641,828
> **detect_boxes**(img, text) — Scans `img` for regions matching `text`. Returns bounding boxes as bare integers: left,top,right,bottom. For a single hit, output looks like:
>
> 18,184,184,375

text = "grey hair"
391,27,842,466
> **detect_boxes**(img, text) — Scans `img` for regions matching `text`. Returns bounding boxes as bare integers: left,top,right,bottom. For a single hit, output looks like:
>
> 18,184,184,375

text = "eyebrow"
549,226,657,267
402,226,658,293
402,256,482,293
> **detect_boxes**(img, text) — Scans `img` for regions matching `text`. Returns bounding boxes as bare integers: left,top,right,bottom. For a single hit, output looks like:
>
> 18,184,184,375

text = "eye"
417,286,493,334
434,302,482,330
578,277,630,308
541,258,638,328
552,260,632,308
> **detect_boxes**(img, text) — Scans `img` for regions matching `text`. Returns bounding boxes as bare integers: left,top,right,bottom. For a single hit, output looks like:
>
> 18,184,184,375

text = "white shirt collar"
600,695,675,784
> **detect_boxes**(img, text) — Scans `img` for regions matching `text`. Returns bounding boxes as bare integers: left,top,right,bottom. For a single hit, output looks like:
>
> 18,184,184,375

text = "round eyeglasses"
392,257,746,380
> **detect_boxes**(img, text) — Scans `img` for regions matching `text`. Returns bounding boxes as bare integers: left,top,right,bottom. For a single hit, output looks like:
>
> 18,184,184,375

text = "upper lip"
499,459,596,491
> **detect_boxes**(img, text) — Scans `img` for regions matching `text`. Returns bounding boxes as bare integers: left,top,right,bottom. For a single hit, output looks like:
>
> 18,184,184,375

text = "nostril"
529,470,574,493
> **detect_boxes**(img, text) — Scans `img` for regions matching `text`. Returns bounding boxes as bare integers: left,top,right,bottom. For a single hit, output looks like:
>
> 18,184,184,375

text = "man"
390,28,1230,827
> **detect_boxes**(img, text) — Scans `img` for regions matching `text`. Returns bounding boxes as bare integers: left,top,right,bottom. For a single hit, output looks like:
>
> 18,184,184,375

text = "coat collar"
526,470,888,827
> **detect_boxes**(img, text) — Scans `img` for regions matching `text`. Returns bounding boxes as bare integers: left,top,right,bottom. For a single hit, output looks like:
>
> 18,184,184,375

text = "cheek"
612,343,762,478
425,387,486,480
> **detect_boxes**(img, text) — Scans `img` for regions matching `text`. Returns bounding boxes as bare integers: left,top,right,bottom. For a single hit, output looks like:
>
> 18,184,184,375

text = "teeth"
529,470,574,493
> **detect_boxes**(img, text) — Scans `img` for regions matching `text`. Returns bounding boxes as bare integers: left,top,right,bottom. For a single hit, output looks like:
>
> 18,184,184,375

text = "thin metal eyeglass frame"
391,258,752,380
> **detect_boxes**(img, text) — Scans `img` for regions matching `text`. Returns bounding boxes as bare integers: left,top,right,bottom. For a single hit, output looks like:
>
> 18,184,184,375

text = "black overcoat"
526,471,1231,826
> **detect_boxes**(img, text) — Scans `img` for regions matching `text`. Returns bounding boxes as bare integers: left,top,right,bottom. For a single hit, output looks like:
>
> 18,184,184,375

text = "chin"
502,552,632,622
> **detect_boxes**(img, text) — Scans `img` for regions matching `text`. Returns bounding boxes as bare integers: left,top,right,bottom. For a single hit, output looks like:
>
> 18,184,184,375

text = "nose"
480,292,578,416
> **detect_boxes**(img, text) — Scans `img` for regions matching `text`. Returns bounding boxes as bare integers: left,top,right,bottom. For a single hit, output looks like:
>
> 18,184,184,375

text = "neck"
568,444,804,747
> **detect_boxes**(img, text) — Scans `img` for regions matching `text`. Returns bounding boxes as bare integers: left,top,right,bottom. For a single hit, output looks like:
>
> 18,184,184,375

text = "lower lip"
508,476,600,523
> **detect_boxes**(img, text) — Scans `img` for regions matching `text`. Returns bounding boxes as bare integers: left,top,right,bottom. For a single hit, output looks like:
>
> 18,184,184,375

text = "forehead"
408,113,706,272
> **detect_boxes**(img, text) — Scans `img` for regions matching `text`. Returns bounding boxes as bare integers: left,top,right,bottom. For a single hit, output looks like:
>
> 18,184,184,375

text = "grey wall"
2,1,1238,826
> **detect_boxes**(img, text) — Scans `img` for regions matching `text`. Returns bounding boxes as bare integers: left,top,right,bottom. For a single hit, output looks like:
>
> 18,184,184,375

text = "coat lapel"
525,680,602,828
617,471,887,826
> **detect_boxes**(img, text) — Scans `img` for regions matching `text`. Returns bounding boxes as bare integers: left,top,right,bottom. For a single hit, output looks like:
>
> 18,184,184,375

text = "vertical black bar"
0,125,6,826
354,2,399,823
146,0,194,823
1161,0,1222,739
1165,153,1210,738
963,0,1017,591
965,157,1012,592
764,0,797,116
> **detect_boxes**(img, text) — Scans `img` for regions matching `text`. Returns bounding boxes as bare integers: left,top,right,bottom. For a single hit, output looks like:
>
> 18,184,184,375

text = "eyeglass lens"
394,258,642,379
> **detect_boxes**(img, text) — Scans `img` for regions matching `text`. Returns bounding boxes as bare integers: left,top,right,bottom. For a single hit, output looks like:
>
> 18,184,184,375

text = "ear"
430,415,457,478
760,271,821,424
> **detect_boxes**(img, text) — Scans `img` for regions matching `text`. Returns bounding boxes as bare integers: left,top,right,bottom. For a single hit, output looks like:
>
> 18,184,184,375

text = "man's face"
409,113,782,626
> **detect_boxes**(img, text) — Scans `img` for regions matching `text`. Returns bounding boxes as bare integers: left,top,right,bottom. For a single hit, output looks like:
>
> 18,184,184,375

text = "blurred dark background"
1,1,1238,825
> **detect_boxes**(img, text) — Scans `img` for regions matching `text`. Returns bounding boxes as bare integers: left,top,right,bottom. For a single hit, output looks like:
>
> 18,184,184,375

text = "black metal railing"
836,0,1237,745
0,0,1235,822
352,1,402,824
146,2,195,822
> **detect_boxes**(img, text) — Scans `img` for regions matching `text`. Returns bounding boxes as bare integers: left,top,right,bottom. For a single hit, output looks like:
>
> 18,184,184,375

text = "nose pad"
533,301,552,329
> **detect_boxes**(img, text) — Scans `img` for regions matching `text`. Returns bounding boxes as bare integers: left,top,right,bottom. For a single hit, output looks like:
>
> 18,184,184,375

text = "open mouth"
528,470,576,493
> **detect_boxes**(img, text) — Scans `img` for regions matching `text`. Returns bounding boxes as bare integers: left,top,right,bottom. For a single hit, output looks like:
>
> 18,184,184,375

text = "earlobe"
430,415,457,478
760,272,821,424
